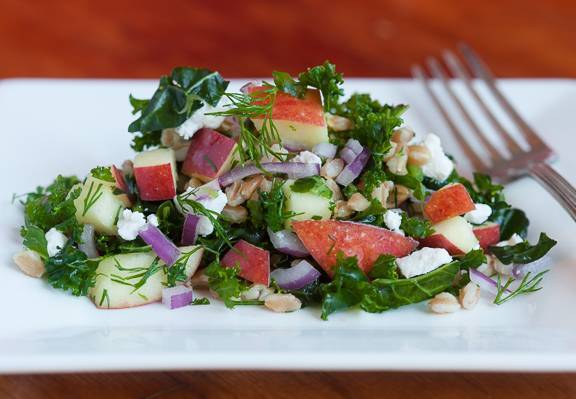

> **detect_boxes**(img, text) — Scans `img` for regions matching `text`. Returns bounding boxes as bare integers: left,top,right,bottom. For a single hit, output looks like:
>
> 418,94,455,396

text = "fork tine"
411,65,488,172
426,56,505,163
458,43,549,150
442,49,524,156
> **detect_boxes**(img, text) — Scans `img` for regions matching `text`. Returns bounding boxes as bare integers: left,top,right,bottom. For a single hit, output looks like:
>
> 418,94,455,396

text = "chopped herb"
400,214,434,239
259,179,298,232
81,180,104,216
204,261,252,308
128,67,229,151
273,61,344,112
494,270,548,305
490,233,556,265
191,298,210,305
290,176,332,199
20,225,49,259
368,255,398,280
90,166,115,183
165,248,203,287
44,241,98,296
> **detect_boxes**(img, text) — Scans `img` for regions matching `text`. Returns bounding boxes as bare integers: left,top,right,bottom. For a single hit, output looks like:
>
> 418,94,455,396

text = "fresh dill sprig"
208,86,285,165
493,270,548,305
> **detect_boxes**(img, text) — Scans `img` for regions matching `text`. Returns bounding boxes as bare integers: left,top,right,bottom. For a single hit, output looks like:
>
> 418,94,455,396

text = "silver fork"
412,44,576,221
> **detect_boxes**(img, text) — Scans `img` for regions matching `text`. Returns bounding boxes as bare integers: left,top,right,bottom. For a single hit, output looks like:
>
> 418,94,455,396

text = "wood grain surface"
1,0,575,397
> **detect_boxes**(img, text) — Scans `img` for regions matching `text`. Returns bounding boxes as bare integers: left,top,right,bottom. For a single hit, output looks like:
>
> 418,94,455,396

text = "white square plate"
1,78,575,374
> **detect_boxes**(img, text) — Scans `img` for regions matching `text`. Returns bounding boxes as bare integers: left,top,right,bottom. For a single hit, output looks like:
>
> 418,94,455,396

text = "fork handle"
528,162,576,221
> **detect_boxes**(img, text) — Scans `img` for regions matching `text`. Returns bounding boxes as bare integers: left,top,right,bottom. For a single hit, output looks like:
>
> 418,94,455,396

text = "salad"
12,62,557,319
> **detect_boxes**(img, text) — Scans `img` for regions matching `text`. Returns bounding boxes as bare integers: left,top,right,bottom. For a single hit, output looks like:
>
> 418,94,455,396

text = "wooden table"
1,0,575,397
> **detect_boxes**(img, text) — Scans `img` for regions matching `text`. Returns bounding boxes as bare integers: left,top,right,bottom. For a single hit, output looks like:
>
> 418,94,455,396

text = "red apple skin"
424,183,476,224
473,223,500,249
420,235,465,255
248,86,326,127
293,220,418,276
112,165,129,193
134,164,176,201
221,240,270,286
181,128,237,182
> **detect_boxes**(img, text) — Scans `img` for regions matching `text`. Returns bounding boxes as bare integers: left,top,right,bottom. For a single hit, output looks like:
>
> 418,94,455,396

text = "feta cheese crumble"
291,151,322,166
464,203,492,225
117,209,147,241
420,133,454,181
45,228,68,257
260,144,289,163
384,209,404,235
397,247,453,279
175,96,231,139
176,180,227,236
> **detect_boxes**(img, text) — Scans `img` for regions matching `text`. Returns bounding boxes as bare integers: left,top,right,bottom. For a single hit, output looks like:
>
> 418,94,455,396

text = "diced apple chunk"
248,86,329,150
282,180,332,229
424,183,475,223
181,128,237,182
473,222,500,249
420,216,479,255
74,176,125,235
133,148,178,201
89,245,203,309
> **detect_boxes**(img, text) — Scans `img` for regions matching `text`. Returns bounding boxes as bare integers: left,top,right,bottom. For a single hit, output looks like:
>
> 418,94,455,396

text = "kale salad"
13,62,556,319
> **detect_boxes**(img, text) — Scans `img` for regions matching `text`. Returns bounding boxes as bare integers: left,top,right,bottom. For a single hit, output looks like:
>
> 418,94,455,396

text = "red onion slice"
139,224,181,266
335,147,371,186
312,142,337,159
181,214,200,245
162,286,194,309
270,260,321,290
79,224,99,258
469,268,512,297
339,147,357,164
345,138,363,155
219,162,319,187
268,228,310,257
512,254,552,278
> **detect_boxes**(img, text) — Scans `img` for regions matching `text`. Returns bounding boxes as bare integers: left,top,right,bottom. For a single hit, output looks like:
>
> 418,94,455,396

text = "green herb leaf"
259,179,297,232
320,253,369,320
491,207,529,240
490,233,556,265
368,254,398,280
128,68,229,150
44,241,98,296
20,175,83,242
391,165,426,201
400,214,434,239
204,261,251,308
290,176,332,199
273,61,344,112
191,298,210,305
20,225,49,259
335,94,407,168
457,249,487,270
494,270,548,305
90,166,115,183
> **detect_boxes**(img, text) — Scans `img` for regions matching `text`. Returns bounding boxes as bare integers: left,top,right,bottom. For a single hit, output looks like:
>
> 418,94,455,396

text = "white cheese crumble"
175,96,231,139
45,228,68,257
176,180,227,236
291,150,322,166
397,247,453,279
384,209,404,235
420,133,454,181
117,209,147,241
147,214,159,227
260,144,289,163
492,233,525,275
464,203,492,225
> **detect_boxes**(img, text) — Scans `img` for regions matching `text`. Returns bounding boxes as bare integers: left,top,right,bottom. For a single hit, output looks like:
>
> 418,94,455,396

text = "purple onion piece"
345,138,363,155
512,254,552,278
283,143,305,153
268,228,310,258
139,224,181,266
335,147,371,186
219,162,319,187
469,268,512,297
181,214,200,245
270,260,321,290
312,142,337,159
162,286,194,309
79,224,99,258
339,147,357,164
